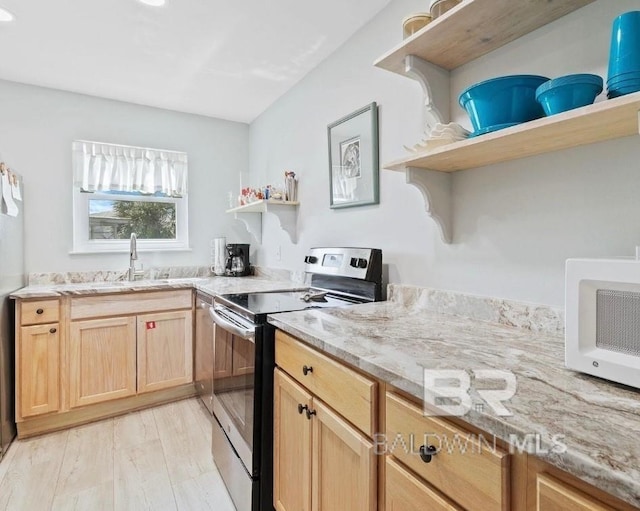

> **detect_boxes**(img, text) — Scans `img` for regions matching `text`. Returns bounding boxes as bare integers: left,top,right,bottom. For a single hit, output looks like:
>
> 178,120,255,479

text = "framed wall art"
327,102,379,209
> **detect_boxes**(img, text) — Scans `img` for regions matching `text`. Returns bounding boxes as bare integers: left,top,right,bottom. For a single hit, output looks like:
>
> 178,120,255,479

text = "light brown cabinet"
535,474,616,511
311,398,376,511
137,310,193,393
385,457,461,511
15,290,195,438
69,309,192,401
275,330,638,511
274,330,377,511
274,369,312,511
385,391,510,511
274,329,640,511
274,368,376,511
18,323,60,418
69,316,137,408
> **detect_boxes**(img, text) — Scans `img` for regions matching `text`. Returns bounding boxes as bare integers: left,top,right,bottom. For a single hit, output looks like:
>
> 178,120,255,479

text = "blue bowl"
535,74,603,115
608,12,640,77
459,75,549,131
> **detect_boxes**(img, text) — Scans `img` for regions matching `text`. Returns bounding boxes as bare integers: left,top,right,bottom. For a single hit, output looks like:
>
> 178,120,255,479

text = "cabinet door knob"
419,445,438,463
36,308,44,315
49,327,57,334
305,408,317,420
302,365,313,376
297,404,308,415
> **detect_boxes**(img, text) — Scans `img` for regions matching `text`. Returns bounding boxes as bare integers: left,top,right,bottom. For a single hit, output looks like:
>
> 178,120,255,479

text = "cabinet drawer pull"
297,404,308,415
36,308,44,315
49,327,57,334
419,444,438,463
302,365,313,376
305,408,317,420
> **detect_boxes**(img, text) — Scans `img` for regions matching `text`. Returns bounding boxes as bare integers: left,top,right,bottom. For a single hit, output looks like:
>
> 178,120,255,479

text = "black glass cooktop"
217,289,359,318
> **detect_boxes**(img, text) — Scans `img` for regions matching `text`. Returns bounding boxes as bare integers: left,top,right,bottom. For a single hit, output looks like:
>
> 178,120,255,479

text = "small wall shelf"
227,200,300,244
385,92,640,243
374,0,595,74
386,92,640,173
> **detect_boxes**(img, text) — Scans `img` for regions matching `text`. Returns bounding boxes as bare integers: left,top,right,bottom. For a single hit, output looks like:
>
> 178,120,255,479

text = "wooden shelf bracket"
406,167,452,244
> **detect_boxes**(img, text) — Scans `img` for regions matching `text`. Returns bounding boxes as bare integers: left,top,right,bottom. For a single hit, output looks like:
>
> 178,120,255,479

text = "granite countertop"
268,293,640,507
10,276,303,299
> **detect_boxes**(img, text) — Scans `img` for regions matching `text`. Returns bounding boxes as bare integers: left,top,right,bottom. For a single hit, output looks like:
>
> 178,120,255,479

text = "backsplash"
28,266,212,285
252,266,309,285
28,265,309,286
388,284,564,337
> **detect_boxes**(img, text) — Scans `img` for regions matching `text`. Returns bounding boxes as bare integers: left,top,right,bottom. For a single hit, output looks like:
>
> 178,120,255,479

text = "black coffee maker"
225,243,251,277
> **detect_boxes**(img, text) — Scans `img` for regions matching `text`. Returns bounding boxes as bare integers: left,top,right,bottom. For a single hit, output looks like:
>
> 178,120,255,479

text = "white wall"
0,79,251,273
249,0,640,308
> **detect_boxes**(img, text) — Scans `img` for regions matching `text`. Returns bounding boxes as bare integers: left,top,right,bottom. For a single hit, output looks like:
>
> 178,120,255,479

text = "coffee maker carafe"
225,243,251,277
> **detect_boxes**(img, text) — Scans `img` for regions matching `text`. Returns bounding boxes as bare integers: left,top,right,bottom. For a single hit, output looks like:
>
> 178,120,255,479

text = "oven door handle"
209,306,256,342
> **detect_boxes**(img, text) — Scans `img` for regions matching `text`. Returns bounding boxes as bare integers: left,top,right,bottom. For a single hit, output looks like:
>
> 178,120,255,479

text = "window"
72,141,189,253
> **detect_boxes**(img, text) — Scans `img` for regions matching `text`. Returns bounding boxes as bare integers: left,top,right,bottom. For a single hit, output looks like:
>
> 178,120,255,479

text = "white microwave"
565,258,640,389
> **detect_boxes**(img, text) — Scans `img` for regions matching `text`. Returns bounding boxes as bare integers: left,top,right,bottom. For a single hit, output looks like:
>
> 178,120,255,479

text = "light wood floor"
0,398,237,511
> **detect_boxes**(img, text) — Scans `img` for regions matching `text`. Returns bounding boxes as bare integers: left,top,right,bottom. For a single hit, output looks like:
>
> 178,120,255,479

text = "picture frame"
328,102,379,209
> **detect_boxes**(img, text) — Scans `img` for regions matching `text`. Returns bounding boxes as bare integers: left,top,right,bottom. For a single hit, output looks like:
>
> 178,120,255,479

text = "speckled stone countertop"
10,276,304,299
268,286,640,508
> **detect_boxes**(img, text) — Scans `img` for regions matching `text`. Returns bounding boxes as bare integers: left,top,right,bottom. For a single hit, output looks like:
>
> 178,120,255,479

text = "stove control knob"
350,258,368,269
304,256,318,264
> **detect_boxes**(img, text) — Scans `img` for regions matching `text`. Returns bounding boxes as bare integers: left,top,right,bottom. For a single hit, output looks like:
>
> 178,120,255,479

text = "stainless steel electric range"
208,247,383,511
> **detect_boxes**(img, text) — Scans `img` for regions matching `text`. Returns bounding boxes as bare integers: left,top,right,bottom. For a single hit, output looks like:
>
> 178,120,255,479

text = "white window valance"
72,140,188,197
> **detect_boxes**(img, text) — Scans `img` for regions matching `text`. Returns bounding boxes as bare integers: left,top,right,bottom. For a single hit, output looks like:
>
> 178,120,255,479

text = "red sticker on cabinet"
146,321,156,330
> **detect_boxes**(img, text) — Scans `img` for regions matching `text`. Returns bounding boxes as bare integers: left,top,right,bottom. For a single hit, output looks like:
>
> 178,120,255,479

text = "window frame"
71,188,190,254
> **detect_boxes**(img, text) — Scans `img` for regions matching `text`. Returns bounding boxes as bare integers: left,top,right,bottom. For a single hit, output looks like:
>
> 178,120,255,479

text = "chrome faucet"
128,233,144,281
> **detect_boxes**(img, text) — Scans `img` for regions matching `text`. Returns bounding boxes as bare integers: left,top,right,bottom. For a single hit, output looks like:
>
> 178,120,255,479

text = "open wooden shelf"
385,92,640,173
227,200,300,244
374,0,595,74
226,199,299,214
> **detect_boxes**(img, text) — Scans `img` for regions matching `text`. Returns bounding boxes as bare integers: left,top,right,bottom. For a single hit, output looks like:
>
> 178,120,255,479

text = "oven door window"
213,325,255,452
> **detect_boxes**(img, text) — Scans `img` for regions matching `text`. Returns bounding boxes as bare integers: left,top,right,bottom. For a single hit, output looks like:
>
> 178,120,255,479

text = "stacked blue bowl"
607,11,640,98
458,75,549,137
535,74,603,116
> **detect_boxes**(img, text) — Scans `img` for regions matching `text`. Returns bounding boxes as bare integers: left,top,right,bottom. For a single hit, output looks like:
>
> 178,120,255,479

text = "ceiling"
0,0,393,123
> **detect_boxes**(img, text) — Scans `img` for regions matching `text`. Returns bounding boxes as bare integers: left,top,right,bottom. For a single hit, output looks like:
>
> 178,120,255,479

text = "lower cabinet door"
137,310,193,393
274,369,313,511
537,474,616,511
19,324,60,418
385,457,462,511
69,317,137,408
311,398,376,511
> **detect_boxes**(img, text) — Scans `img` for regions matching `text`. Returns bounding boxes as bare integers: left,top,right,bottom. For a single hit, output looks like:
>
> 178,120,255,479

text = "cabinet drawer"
21,299,60,325
385,457,462,511
385,392,509,511
71,290,192,320
275,330,376,436
537,474,616,511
